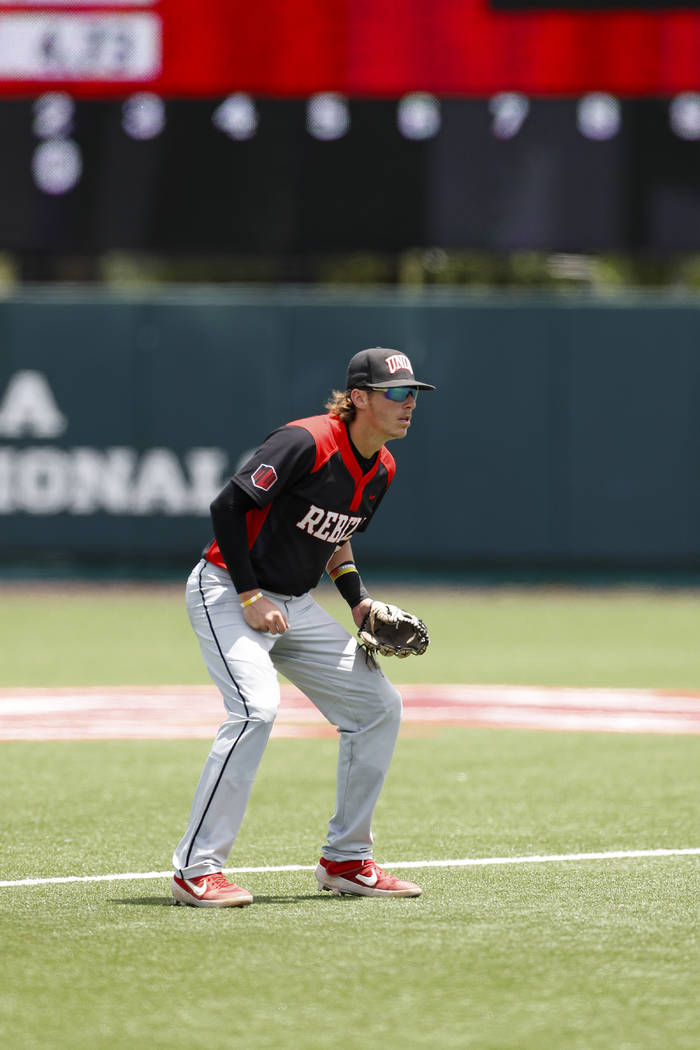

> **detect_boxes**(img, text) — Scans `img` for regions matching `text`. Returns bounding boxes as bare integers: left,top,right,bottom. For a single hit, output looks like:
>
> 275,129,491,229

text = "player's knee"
244,698,279,726
219,688,279,727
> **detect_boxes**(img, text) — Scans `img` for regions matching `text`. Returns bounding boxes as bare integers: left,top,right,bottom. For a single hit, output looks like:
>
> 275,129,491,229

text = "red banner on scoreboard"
0,0,698,98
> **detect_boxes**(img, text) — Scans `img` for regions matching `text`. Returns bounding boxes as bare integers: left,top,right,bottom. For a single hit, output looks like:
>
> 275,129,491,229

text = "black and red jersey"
204,414,396,595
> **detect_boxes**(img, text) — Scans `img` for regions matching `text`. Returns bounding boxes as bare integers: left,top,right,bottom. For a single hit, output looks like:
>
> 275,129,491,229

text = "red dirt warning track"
1,683,699,740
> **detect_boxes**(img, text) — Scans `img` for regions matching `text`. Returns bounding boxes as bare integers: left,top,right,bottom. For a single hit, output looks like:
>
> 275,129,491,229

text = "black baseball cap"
346,347,436,391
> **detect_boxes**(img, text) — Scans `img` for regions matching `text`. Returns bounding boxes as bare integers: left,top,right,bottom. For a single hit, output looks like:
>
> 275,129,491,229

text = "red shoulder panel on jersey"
286,413,396,511
285,414,342,473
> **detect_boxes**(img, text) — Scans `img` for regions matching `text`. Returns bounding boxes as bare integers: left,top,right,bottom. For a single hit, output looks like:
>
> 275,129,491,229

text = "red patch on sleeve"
251,464,278,491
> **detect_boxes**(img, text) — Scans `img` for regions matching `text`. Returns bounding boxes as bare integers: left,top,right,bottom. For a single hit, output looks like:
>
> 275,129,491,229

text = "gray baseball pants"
172,559,403,879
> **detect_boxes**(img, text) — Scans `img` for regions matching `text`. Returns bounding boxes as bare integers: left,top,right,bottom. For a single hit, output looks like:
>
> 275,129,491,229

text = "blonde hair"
325,388,356,423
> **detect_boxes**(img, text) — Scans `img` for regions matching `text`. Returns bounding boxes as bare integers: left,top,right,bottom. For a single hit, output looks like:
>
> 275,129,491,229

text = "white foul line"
1,847,698,889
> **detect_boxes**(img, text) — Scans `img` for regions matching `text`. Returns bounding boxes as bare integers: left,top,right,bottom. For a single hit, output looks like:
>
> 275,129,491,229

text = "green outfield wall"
1,287,699,573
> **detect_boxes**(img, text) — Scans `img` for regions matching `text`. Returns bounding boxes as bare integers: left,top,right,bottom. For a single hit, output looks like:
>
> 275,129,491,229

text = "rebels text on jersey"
204,414,396,595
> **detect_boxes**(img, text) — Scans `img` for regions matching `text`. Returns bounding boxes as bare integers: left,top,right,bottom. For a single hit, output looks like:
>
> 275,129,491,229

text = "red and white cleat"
171,872,253,908
315,857,422,898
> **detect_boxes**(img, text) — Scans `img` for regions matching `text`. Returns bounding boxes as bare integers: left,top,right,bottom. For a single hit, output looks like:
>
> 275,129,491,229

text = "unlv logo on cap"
385,353,412,375
251,463,278,491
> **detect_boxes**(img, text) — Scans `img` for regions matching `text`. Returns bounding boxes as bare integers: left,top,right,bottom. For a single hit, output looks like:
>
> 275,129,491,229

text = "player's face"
366,388,417,441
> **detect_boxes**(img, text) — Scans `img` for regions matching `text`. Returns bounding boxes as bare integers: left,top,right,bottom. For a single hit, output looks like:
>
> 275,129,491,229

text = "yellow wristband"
240,591,263,608
330,562,358,582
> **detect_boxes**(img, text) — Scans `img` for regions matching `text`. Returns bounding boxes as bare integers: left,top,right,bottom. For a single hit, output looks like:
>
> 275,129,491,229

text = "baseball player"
171,346,435,907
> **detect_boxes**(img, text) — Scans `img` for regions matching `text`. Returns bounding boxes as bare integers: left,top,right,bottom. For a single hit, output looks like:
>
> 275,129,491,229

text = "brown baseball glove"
358,601,430,659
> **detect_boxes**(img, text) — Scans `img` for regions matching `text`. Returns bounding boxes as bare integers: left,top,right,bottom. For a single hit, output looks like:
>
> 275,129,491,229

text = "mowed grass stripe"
3,846,698,889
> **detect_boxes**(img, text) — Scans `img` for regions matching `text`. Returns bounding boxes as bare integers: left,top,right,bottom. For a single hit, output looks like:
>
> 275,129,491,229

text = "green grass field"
3,581,700,688
1,584,699,1050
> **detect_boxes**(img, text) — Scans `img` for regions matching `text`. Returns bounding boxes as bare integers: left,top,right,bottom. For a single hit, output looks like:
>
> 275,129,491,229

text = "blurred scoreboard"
2,1,700,258
2,95,700,257
0,0,700,97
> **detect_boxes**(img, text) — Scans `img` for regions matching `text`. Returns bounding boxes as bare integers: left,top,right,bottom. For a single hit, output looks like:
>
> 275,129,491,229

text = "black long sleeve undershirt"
209,480,259,594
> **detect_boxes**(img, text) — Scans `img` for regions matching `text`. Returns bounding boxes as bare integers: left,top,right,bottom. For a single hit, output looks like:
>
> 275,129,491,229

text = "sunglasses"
372,386,419,402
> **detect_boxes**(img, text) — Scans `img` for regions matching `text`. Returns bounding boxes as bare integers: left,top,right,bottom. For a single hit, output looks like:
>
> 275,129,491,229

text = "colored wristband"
329,562,370,609
240,591,264,608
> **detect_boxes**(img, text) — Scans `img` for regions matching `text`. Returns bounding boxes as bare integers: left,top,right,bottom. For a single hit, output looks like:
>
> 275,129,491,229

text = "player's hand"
242,595,289,635
351,597,373,630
